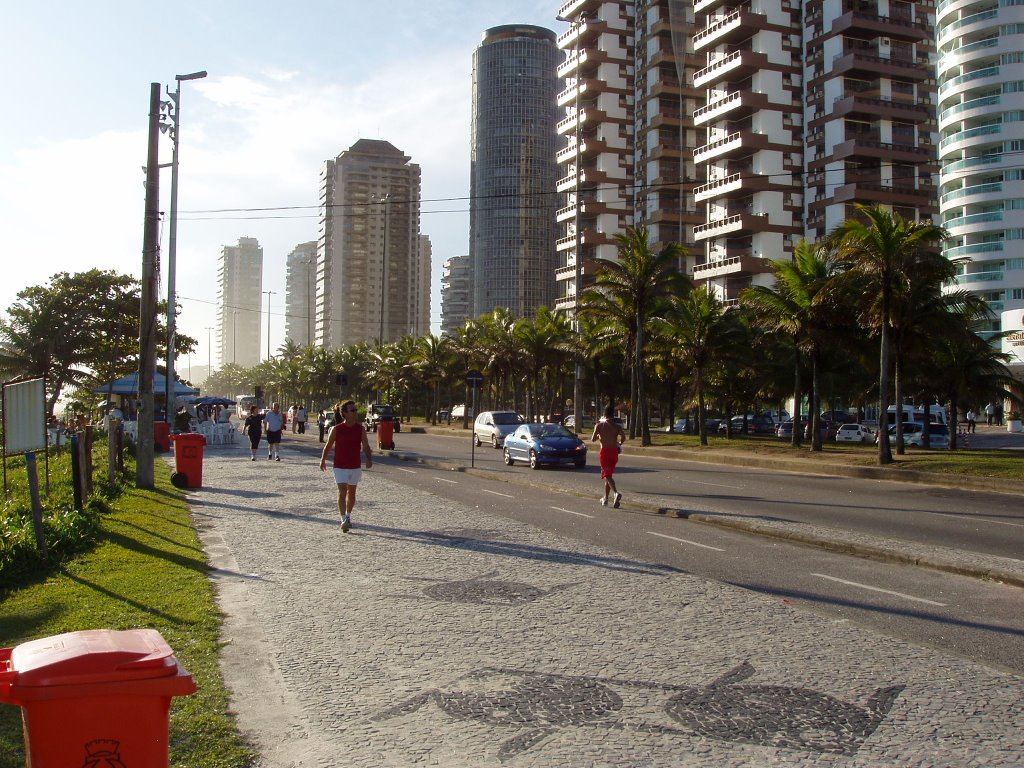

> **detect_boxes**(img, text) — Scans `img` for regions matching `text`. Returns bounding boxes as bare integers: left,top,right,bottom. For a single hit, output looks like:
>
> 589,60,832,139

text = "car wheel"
491,434,499,449
529,450,539,470
474,434,481,447
504,448,514,466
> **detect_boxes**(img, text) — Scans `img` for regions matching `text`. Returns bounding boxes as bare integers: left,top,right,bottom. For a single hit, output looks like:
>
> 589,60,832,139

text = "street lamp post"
232,311,238,364
556,13,587,431
305,257,314,346
263,290,275,360
371,193,392,346
163,70,207,428
205,326,213,376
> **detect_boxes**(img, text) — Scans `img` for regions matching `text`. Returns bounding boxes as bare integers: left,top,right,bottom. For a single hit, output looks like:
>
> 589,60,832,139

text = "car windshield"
527,424,571,438
493,412,524,425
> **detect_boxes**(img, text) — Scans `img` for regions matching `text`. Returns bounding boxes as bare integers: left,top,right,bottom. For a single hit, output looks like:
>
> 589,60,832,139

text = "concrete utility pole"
137,82,162,488
164,70,207,430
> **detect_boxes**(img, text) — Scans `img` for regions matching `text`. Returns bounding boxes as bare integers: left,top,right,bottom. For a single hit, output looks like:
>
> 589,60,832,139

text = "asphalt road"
393,431,1024,562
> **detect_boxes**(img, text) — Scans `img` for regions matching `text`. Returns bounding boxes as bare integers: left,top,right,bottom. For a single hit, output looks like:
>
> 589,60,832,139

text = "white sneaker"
613,492,622,508
341,514,351,533
600,496,607,506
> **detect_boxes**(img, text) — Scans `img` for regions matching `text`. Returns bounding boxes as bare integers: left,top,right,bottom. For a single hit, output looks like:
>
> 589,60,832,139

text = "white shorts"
333,467,362,486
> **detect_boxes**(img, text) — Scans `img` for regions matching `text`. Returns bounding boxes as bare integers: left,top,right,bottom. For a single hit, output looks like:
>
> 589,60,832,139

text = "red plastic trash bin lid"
6,629,182,688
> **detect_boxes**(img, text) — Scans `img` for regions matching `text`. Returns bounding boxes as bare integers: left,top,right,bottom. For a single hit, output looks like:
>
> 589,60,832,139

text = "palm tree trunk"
791,347,802,448
893,343,905,456
810,347,822,452
637,319,651,446
878,322,893,465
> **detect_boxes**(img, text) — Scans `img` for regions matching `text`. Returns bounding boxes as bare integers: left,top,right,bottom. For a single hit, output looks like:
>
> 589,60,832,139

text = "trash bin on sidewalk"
0,628,197,768
377,417,396,450
154,421,172,453
170,433,206,488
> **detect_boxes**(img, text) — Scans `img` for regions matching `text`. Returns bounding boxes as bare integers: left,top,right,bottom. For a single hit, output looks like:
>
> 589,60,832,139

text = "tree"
656,287,744,446
829,205,947,465
0,269,195,416
742,239,842,451
581,227,688,445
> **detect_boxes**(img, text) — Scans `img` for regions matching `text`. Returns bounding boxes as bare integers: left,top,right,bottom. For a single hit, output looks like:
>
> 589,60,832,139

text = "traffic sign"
466,370,484,388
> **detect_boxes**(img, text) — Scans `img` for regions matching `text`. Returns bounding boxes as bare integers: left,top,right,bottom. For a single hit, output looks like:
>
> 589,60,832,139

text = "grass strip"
0,462,255,768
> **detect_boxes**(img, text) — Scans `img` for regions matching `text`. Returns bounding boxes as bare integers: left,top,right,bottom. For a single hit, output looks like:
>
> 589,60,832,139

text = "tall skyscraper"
217,236,263,369
317,139,423,348
471,25,560,318
937,0,1024,371
285,241,317,347
417,234,432,336
440,254,472,337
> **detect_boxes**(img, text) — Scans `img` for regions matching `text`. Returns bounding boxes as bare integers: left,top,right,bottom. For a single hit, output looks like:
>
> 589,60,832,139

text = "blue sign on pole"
466,370,484,388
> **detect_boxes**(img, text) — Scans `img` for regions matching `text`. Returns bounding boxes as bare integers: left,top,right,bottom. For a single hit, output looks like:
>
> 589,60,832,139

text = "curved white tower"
937,0,1024,371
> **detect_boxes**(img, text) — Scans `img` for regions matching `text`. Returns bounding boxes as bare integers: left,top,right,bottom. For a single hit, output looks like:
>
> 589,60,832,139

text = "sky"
0,0,559,379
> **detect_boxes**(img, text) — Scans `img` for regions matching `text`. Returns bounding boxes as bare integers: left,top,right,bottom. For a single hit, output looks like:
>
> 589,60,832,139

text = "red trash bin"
0,628,197,768
170,433,206,488
377,417,395,450
154,421,172,452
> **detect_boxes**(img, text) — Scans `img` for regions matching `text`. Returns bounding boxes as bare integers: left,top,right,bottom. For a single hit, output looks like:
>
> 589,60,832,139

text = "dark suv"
719,414,776,435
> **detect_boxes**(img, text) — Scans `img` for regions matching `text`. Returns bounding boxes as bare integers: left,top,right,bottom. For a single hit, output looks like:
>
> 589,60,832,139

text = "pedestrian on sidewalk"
317,409,328,442
592,405,626,508
263,402,285,460
967,408,977,434
243,405,263,461
320,399,372,532
985,402,994,425
296,405,307,434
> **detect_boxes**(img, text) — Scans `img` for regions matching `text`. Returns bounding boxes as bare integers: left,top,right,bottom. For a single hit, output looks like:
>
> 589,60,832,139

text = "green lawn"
0,464,255,768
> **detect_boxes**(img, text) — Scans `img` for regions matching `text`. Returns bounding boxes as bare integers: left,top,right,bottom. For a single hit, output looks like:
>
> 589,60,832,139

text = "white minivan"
885,404,947,427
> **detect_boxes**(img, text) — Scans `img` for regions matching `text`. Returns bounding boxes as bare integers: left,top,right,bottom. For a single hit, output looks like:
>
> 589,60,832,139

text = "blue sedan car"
503,423,587,469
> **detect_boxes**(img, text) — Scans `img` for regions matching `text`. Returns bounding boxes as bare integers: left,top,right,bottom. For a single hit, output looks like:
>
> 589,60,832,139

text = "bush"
0,445,132,591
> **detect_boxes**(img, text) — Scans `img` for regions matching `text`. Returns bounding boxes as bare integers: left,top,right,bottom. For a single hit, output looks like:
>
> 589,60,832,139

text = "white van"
885,404,947,427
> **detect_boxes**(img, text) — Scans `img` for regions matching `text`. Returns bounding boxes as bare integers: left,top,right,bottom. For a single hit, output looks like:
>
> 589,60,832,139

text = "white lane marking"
434,477,458,484
395,467,417,474
811,573,947,607
930,511,1024,529
482,489,514,499
687,480,745,490
646,531,725,552
551,506,594,519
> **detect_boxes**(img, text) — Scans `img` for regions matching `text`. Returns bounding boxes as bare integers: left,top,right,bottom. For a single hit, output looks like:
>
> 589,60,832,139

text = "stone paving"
184,443,1024,767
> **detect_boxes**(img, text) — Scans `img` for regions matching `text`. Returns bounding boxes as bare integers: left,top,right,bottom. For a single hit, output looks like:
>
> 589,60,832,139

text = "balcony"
831,10,931,42
693,50,769,89
826,137,933,165
832,181,935,206
939,123,1001,151
831,51,932,81
693,90,770,126
693,213,770,240
694,130,770,163
694,0,732,14
695,172,771,202
955,270,1005,284
941,182,1002,205
693,8,767,52
944,211,1003,229
692,253,771,280
833,94,932,123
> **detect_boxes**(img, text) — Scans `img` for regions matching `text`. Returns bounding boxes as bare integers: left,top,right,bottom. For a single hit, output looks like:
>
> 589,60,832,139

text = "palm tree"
415,334,452,424
829,204,947,465
656,287,744,446
742,239,842,451
581,227,687,445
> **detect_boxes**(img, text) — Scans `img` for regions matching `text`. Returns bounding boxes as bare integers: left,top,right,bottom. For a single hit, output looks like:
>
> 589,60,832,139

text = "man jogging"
591,405,626,508
263,402,285,461
320,399,373,532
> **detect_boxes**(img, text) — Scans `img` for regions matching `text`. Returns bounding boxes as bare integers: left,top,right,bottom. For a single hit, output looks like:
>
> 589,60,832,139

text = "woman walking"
244,404,263,461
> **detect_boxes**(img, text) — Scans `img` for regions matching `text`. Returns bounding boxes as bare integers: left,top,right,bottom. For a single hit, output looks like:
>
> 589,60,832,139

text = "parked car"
562,414,596,432
719,414,775,435
821,410,857,425
876,422,949,449
474,410,526,448
664,418,689,433
503,423,587,469
834,423,873,444
451,404,473,420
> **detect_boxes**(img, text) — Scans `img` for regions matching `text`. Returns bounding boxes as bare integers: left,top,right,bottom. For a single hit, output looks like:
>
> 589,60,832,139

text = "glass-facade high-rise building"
470,24,560,318
217,236,263,368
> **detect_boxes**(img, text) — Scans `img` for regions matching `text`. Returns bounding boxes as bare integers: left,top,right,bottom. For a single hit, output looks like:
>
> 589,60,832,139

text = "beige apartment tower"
217,236,263,369
317,139,423,348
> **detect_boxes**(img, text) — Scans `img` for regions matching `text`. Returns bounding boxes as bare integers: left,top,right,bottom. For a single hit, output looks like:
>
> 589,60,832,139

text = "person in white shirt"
296,405,307,434
263,402,286,460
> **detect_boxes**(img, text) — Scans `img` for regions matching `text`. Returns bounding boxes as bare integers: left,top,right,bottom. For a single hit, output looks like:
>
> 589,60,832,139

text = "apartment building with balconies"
805,0,938,240
691,0,805,302
216,237,263,368
634,0,707,263
555,0,636,313
937,0,1024,368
